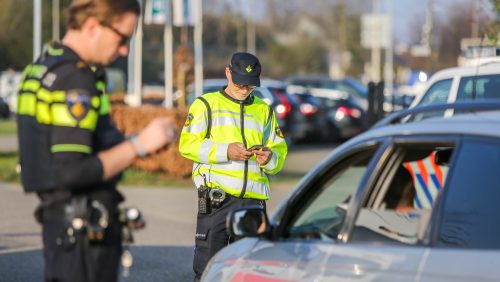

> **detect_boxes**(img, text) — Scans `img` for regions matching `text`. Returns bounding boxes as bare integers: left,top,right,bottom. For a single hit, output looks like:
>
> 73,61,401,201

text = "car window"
438,138,500,249
414,79,453,120
419,79,453,106
351,144,455,245
285,146,380,241
456,74,500,101
328,81,360,98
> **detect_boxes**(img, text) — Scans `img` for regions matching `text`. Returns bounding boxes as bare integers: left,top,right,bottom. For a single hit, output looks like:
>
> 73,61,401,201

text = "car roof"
347,113,500,148
428,63,500,81
203,78,227,87
260,78,286,88
284,74,332,82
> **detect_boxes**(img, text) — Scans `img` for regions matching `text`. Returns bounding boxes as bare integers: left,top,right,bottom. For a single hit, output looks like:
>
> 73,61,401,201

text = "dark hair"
385,166,415,209
66,0,140,29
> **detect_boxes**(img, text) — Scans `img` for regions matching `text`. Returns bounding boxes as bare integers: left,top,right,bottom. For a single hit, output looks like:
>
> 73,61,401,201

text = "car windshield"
341,79,368,99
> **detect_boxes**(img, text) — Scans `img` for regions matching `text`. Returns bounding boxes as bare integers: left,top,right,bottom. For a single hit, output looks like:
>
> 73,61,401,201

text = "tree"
488,0,500,44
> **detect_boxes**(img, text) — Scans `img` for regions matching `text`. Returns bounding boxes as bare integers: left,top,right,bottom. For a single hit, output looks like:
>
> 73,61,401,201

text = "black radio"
198,185,211,214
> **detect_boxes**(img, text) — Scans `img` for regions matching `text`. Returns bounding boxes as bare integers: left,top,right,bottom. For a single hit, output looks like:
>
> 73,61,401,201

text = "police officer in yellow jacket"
179,52,288,280
17,1,176,281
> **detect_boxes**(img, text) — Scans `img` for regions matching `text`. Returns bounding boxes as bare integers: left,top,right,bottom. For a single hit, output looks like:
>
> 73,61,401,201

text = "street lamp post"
34,0,42,61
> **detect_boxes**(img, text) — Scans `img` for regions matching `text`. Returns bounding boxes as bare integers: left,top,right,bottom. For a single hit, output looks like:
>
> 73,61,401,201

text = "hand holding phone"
247,144,265,151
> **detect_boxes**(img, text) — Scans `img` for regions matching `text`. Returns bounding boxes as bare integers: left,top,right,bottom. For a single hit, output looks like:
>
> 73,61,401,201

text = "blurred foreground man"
179,52,288,280
16,0,176,281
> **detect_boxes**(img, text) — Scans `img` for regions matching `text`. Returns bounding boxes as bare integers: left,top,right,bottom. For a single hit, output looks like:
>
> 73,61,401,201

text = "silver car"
202,102,500,282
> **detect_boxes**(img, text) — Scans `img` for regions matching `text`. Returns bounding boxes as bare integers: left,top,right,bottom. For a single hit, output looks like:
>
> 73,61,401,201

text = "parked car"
285,75,368,111
289,84,367,142
261,79,324,144
202,102,500,282
410,63,500,120
290,92,332,142
318,95,366,141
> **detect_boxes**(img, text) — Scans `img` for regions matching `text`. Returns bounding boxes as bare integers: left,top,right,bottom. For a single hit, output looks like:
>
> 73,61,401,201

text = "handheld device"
248,145,265,151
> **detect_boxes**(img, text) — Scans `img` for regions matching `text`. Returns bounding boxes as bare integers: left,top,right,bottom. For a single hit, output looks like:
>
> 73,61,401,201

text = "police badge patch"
66,89,91,121
276,127,284,138
184,113,194,127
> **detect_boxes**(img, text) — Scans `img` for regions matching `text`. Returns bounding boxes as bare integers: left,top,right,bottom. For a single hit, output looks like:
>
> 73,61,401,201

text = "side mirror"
226,206,270,238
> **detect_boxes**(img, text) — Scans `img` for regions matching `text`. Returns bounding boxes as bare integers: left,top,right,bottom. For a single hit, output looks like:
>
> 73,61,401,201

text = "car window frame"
271,138,392,242
428,135,500,248
346,136,459,246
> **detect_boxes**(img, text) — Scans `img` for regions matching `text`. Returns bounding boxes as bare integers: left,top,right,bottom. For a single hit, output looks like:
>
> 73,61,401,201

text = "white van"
410,63,500,118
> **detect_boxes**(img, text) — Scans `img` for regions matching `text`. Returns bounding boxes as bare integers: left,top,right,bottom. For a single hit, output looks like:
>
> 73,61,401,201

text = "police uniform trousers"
193,194,265,279
41,203,122,282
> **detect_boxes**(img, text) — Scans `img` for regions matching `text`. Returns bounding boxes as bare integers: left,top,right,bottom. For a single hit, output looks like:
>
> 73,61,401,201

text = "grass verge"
0,151,303,189
0,151,19,182
0,119,16,135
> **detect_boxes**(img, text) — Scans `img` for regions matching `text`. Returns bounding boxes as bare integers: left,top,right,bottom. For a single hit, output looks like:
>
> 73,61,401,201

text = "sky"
209,0,492,46
388,0,492,44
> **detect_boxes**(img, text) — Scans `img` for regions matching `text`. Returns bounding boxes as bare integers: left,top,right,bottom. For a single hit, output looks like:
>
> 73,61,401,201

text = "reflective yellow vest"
179,90,288,200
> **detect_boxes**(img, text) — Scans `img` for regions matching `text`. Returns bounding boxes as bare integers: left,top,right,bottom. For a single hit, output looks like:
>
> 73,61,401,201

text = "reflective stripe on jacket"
179,90,288,200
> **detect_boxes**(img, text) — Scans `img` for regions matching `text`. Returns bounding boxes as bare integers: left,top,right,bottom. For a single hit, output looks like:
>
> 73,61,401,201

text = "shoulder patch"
184,113,194,127
276,127,284,138
67,89,91,121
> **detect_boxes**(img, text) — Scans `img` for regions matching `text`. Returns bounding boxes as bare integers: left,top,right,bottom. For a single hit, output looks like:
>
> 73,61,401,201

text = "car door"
205,136,459,282
329,137,456,282
238,138,457,282
206,141,387,282
419,137,500,281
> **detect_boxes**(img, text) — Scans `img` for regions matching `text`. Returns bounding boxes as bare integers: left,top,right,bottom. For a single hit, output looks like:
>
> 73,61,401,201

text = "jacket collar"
219,86,254,105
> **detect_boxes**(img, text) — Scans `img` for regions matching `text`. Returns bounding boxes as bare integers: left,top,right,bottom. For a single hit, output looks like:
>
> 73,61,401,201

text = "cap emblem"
246,65,253,73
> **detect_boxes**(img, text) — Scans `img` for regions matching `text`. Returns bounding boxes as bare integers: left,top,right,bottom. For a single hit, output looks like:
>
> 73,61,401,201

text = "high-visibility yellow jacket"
179,89,288,200
17,42,124,204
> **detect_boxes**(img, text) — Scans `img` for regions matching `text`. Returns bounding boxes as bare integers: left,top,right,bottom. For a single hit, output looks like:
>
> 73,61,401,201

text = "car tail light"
335,106,361,121
274,91,292,118
300,103,317,115
275,104,287,119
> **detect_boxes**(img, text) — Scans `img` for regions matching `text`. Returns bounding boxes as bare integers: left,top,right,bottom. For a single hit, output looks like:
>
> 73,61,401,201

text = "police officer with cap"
179,52,288,280
16,0,176,281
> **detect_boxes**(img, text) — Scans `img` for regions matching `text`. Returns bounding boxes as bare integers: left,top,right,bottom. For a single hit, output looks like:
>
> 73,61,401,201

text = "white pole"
384,0,393,97
164,0,174,108
371,0,381,82
132,1,144,106
127,38,135,103
194,0,203,98
246,1,256,54
34,0,42,61
52,0,60,42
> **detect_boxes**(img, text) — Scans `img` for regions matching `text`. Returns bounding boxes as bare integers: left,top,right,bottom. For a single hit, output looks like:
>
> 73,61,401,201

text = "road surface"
0,131,336,281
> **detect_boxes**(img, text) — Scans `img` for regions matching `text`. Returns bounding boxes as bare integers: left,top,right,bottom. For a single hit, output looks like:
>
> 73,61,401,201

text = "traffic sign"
361,14,390,49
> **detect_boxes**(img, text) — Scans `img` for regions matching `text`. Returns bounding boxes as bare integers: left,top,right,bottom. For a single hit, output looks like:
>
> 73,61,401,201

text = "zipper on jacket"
239,101,249,198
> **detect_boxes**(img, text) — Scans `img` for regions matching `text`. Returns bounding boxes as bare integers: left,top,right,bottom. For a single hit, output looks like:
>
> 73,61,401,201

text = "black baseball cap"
229,52,261,87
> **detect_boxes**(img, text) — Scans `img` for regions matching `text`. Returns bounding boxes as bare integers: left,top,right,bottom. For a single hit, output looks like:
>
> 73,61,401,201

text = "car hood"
202,238,424,282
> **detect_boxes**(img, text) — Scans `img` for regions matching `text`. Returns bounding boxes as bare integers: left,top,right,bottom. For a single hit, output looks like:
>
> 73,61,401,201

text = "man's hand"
252,146,272,165
137,117,177,154
228,142,253,161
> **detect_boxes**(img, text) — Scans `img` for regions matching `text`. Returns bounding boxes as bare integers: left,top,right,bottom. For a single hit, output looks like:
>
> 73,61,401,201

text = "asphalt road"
0,143,336,282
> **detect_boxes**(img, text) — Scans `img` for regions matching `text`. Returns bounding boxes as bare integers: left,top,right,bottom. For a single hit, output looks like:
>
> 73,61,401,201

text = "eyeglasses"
100,20,131,47
234,83,256,91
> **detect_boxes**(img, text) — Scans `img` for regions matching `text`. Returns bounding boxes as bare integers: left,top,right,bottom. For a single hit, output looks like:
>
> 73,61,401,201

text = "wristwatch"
128,135,147,158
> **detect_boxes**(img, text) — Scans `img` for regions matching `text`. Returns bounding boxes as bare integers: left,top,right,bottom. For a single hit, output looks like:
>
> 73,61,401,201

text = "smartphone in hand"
247,144,265,151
